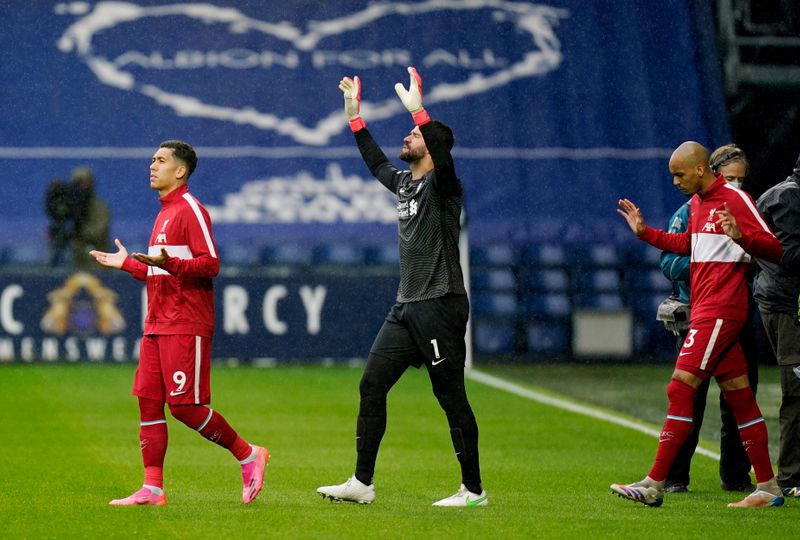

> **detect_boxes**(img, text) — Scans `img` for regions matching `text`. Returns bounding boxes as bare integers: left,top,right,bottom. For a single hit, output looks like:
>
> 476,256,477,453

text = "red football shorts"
675,318,748,381
133,334,212,405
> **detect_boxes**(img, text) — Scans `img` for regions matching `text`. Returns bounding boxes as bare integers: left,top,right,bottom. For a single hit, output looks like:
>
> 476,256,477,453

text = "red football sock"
723,387,774,483
138,397,167,489
648,379,696,482
169,404,252,461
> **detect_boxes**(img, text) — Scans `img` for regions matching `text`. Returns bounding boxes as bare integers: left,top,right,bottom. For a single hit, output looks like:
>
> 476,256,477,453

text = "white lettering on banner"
21,337,35,362
207,164,396,224
56,1,569,145
65,337,80,362
112,337,128,362
0,336,138,362
86,338,108,362
299,285,326,335
0,338,13,361
223,285,250,334
263,285,288,335
1,284,24,335
114,49,301,70
42,337,59,361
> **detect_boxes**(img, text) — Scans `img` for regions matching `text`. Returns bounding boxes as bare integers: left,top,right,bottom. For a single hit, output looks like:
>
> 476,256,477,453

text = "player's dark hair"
160,140,197,178
429,120,455,151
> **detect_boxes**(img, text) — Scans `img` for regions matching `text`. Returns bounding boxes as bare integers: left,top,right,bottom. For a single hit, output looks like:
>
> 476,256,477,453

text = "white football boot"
432,484,489,507
317,475,375,504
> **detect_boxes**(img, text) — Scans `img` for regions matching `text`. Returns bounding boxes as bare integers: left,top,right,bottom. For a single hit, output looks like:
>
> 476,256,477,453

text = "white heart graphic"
56,0,568,146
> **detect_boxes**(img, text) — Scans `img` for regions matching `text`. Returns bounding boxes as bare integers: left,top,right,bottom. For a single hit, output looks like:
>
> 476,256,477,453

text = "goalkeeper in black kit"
316,67,487,507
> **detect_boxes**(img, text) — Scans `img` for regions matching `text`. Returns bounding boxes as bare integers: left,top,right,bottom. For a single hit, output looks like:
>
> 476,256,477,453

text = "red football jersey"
640,174,782,322
122,184,219,337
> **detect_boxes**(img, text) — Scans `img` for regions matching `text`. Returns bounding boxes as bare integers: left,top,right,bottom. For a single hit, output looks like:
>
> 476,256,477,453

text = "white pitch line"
467,369,721,461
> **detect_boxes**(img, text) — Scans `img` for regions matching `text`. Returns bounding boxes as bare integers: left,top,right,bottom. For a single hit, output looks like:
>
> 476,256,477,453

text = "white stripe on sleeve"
183,193,217,258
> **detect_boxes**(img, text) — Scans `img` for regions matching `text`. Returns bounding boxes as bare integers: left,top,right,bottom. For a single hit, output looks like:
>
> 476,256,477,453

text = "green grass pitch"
0,364,795,538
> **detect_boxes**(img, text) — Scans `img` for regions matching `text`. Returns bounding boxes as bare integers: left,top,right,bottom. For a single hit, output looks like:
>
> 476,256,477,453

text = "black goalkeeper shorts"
369,294,469,370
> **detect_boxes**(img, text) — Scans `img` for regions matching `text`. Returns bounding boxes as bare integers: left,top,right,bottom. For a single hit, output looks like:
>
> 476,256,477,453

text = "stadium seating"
312,243,364,265
473,320,516,354
525,320,570,354
260,244,313,265
363,244,400,266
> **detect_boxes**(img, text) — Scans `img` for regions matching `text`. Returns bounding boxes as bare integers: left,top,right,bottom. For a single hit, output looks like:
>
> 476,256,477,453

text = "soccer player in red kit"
612,141,784,508
90,140,268,506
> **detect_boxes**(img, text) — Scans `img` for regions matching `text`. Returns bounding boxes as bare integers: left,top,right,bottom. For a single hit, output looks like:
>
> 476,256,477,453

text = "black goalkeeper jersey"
354,123,467,303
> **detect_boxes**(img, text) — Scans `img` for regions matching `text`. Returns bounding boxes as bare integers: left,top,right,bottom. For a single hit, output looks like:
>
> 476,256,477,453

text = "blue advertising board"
0,268,397,362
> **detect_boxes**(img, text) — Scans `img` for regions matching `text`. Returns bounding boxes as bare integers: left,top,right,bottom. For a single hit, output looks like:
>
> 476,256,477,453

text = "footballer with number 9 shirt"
90,140,268,506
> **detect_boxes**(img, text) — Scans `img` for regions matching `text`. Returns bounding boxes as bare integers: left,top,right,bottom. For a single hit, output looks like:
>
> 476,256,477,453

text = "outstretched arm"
90,238,148,281
616,199,646,235
619,198,691,254
90,238,129,269
395,66,458,193
339,76,366,133
340,74,400,192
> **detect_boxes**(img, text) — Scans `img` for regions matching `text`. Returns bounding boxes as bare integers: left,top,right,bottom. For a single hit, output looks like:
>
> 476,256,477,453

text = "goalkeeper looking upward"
316,67,487,507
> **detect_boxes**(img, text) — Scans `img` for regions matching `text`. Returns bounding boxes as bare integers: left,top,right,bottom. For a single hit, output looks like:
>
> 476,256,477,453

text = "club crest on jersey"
398,199,418,220
156,219,170,243
702,208,717,232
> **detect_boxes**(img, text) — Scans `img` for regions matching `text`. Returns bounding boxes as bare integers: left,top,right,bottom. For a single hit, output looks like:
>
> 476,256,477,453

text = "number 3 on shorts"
684,329,698,348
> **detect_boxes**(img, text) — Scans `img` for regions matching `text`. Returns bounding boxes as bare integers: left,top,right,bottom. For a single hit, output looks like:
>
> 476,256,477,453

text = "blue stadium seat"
519,243,565,267
522,292,571,318
568,243,621,267
526,320,569,354
220,243,259,265
633,318,677,357
572,269,621,292
632,292,668,316
629,269,672,292
470,292,518,317
469,243,515,266
470,268,516,291
521,268,569,292
7,244,44,264
260,244,313,265
364,244,399,266
625,242,663,266
573,292,624,310
473,321,516,354
312,243,364,265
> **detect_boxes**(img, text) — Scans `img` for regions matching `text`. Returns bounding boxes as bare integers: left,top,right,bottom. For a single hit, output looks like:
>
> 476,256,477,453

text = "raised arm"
395,66,459,194
339,75,400,193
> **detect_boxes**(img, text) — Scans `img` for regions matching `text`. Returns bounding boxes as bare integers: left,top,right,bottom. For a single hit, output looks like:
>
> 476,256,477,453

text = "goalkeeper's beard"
399,145,425,163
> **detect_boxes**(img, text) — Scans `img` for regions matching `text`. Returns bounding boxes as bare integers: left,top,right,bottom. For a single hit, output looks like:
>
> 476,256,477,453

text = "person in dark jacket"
753,150,800,498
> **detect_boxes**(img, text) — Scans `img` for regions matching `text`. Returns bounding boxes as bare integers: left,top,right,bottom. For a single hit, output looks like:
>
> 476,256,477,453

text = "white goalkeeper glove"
394,66,430,125
339,75,365,132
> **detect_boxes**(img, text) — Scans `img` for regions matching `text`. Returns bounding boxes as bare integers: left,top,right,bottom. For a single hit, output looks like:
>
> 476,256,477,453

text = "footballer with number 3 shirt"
90,140,268,506
612,141,784,508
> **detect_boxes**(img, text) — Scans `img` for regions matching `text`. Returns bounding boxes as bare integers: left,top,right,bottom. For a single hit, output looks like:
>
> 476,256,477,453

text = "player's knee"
167,403,207,429
666,378,696,405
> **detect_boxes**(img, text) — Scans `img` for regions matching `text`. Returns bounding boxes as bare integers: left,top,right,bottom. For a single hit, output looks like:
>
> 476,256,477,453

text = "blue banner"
0,0,728,254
